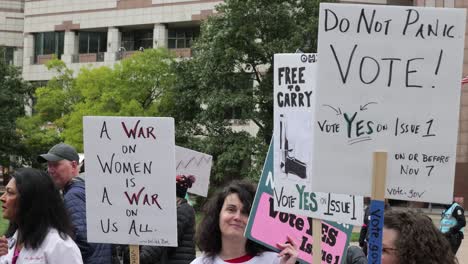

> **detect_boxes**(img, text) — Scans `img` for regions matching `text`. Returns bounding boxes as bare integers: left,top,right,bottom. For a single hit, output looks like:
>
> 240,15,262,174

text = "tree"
0,47,31,170
182,0,325,182
17,48,176,158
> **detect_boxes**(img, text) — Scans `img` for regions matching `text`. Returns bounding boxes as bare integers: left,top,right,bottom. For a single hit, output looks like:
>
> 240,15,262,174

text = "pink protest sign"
245,143,352,264
251,193,349,263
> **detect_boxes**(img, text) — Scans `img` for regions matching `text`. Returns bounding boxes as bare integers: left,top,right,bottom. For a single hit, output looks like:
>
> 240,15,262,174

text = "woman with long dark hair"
191,180,298,264
0,168,82,263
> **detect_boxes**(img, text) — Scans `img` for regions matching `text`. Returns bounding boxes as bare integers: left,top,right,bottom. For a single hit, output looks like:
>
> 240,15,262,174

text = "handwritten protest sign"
245,142,352,264
273,184,364,226
273,53,363,225
175,146,212,197
83,116,177,246
274,53,315,182
312,3,466,203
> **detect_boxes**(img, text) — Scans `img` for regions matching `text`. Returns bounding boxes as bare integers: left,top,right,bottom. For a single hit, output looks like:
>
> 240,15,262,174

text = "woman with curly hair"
382,210,458,264
191,180,298,264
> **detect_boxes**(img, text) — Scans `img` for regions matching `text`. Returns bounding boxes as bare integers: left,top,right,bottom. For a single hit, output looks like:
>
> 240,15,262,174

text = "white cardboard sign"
273,54,363,225
83,116,177,246
175,146,212,197
312,3,466,203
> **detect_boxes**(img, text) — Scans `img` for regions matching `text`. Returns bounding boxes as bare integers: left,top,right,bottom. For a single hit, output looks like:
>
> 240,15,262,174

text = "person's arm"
359,207,370,246
64,189,93,261
358,226,367,247
450,206,466,233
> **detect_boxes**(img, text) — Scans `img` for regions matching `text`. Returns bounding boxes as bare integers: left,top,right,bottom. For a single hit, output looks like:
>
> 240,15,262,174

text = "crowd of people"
0,142,465,264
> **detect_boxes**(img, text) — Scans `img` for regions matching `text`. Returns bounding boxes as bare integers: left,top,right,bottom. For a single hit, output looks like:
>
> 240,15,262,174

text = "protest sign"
83,116,177,246
274,53,315,182
245,142,352,264
312,3,466,203
175,146,212,197
273,184,364,226
273,53,363,226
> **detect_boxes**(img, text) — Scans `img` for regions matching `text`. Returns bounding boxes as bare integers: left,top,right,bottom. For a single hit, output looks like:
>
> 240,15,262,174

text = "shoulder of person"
64,179,86,197
190,255,210,264
253,251,280,263
43,229,83,264
42,229,76,250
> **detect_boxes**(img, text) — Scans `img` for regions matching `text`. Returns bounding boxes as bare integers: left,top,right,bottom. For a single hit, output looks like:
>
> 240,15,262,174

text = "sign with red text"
175,146,212,197
83,116,177,246
245,142,352,264
312,3,466,203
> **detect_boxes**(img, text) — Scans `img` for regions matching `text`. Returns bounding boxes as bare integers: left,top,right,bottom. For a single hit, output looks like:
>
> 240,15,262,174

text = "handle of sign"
367,151,387,264
312,218,321,263
130,244,140,264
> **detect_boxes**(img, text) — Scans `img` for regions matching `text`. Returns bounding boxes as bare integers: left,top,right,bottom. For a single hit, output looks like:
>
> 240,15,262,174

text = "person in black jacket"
139,175,197,264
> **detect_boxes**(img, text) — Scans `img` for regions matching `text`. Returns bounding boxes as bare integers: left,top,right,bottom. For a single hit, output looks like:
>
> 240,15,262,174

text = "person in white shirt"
191,180,298,264
0,168,83,264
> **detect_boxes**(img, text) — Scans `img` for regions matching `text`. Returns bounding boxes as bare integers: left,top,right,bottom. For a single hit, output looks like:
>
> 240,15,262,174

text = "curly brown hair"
195,180,267,262
384,210,458,264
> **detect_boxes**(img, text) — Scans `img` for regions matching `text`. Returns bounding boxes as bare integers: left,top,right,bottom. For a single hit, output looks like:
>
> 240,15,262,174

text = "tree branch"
251,118,264,131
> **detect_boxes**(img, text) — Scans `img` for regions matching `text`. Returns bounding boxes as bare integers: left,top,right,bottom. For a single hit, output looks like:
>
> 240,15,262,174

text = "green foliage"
17,48,176,155
17,0,327,188
0,47,31,167
179,0,326,185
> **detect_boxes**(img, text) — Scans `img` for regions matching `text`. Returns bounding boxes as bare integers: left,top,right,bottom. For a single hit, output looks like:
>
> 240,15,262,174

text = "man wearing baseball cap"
39,143,112,264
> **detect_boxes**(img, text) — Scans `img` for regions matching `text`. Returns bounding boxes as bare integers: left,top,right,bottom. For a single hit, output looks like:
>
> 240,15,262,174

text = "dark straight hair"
6,168,74,249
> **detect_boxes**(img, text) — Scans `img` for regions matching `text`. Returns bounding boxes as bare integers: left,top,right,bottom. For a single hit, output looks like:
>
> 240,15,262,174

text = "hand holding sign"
277,235,299,264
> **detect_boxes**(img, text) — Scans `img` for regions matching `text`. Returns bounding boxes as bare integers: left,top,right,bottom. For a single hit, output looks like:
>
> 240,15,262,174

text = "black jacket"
140,198,196,264
346,246,367,264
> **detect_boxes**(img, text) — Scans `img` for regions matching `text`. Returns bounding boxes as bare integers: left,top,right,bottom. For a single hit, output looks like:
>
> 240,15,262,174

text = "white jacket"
0,228,83,264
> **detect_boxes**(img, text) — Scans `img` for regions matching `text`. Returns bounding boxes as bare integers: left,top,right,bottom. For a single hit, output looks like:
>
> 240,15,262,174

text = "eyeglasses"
382,247,398,255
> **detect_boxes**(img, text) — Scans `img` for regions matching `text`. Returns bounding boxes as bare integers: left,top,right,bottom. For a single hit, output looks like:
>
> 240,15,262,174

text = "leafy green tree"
17,48,176,156
182,0,325,183
0,47,31,170
16,59,74,167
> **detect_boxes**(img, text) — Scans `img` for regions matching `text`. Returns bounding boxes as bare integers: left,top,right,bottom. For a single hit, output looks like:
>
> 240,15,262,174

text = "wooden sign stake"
312,218,322,263
371,151,387,201
130,245,140,264
367,151,387,264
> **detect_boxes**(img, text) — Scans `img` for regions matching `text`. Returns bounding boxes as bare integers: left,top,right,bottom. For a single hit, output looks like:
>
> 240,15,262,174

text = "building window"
79,32,107,54
1,47,14,65
168,28,199,49
34,32,64,62
122,29,153,51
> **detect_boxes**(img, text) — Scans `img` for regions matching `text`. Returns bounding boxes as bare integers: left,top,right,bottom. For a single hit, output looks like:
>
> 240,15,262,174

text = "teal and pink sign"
245,142,352,264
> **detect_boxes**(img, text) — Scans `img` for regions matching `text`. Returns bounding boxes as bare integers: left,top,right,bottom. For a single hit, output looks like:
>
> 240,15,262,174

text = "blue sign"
367,200,385,264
